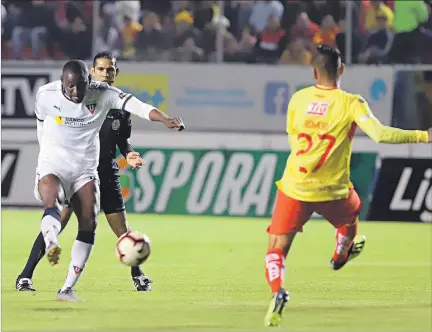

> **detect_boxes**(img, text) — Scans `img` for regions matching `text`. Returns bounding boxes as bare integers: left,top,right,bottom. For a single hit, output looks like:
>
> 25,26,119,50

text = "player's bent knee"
78,217,97,232
77,230,95,245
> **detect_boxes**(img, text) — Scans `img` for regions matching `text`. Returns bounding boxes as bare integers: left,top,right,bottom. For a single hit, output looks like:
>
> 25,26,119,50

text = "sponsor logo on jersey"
55,116,95,127
55,116,64,124
306,101,330,117
86,103,97,114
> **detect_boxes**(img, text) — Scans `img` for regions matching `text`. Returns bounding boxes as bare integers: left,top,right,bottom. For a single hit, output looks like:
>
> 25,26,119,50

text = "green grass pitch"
1,209,431,331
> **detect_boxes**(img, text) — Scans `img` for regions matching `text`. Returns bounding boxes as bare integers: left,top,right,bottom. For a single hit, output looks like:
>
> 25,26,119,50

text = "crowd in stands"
2,0,432,64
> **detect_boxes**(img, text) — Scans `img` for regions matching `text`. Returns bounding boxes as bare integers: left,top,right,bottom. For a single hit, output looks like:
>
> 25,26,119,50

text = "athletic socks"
40,208,61,249
131,266,143,278
60,231,94,292
332,219,358,262
19,232,46,279
265,248,286,294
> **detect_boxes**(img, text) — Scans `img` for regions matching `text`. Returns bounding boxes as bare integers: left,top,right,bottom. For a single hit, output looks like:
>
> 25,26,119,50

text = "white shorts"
34,164,99,203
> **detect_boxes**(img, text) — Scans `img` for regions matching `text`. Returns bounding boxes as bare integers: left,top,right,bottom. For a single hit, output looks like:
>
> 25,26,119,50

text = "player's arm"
106,87,185,131
352,97,430,143
116,112,133,158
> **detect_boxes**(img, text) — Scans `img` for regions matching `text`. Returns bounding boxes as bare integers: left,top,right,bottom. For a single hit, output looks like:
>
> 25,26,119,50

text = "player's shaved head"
61,59,90,104
312,44,342,81
63,59,89,77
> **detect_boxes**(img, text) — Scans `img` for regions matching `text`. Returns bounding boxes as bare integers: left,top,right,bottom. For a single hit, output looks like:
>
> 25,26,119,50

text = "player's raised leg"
56,178,99,301
16,205,73,291
37,173,66,267
264,190,313,327
315,189,366,270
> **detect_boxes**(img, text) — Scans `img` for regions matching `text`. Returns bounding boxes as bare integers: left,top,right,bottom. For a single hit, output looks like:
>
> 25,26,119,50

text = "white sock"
40,215,61,249
61,240,93,291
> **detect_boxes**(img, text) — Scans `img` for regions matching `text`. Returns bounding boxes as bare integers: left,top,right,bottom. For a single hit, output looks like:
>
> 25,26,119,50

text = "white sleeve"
105,87,156,121
34,89,46,121
37,119,44,148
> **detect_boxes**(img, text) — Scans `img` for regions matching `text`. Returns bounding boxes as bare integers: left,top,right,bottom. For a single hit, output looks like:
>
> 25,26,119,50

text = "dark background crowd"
2,0,432,65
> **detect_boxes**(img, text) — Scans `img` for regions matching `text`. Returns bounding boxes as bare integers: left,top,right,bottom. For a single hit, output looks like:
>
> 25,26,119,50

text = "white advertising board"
1,63,394,132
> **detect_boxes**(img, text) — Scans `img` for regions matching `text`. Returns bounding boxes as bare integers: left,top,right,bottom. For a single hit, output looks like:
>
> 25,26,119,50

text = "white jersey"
35,80,153,179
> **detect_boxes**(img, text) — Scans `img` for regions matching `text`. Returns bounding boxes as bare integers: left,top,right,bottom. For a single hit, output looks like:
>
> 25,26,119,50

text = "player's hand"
126,151,144,169
427,128,432,142
163,117,185,131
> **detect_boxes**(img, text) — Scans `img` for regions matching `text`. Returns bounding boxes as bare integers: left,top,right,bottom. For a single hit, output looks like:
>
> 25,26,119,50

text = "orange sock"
332,219,358,262
265,248,285,294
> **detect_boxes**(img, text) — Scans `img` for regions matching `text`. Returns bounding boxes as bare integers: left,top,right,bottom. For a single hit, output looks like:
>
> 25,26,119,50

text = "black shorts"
65,160,125,215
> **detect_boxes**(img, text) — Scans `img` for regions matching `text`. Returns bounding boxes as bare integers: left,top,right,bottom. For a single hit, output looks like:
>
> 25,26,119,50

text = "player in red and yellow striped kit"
264,44,432,327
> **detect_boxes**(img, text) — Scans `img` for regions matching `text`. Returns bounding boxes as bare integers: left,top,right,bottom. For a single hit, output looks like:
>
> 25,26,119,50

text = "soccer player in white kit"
35,59,184,301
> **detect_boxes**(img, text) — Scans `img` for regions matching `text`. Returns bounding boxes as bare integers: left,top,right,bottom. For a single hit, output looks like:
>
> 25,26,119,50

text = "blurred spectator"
225,0,255,40
237,26,257,53
312,14,339,47
95,3,121,57
172,37,204,62
173,10,201,49
282,0,308,32
307,0,333,25
336,19,362,64
253,16,287,64
200,15,238,61
223,25,257,63
141,0,172,17
290,12,319,44
172,0,191,14
1,4,6,35
10,0,55,59
362,0,394,32
3,0,430,65
391,0,430,63
135,12,172,61
279,39,312,65
420,71,432,129
54,2,92,60
249,0,284,34
194,0,218,31
359,15,393,64
119,12,143,59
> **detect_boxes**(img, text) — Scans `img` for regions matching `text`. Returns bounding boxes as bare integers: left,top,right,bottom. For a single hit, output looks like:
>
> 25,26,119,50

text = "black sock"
19,232,46,279
131,266,143,278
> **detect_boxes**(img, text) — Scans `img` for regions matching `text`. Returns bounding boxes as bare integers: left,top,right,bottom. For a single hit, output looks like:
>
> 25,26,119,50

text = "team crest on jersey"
112,119,121,131
86,103,97,114
306,102,330,117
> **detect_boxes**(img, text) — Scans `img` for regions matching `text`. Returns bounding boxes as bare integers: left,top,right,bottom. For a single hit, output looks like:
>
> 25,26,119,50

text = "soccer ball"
116,231,151,267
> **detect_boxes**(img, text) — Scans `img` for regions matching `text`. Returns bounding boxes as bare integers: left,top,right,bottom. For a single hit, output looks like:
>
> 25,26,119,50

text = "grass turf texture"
1,209,431,332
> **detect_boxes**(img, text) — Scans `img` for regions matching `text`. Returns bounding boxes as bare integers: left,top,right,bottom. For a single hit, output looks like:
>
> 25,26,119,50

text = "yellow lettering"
304,120,329,130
